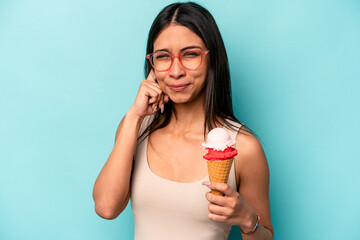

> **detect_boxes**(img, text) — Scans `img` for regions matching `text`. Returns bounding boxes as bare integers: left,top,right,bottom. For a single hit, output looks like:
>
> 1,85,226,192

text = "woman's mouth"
168,83,190,92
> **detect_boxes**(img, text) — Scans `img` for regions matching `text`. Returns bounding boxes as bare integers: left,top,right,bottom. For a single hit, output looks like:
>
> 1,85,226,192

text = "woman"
93,2,273,239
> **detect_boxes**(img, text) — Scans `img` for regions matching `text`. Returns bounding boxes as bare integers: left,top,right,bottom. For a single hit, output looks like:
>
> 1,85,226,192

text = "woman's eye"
182,51,200,58
155,54,170,60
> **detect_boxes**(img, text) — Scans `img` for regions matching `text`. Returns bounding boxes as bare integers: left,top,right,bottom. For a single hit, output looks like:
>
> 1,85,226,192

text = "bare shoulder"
236,128,264,155
236,127,267,163
234,126,269,186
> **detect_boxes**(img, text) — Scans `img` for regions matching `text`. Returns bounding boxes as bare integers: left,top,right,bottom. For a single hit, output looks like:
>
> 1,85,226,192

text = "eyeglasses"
146,49,209,72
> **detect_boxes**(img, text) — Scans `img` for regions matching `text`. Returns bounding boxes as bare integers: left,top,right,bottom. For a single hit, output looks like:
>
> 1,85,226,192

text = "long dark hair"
140,2,253,141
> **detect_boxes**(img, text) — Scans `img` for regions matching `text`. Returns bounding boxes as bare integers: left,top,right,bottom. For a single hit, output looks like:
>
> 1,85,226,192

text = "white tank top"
131,116,241,240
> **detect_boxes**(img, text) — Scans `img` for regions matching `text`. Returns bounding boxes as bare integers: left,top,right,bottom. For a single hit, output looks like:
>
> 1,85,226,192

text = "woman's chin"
169,97,189,104
168,92,204,105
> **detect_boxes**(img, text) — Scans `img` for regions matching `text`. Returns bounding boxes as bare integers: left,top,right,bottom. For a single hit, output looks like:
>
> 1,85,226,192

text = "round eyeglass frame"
146,50,209,72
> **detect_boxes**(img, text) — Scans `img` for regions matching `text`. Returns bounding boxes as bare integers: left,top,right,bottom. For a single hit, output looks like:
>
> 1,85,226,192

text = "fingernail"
152,106,157,113
160,104,164,113
202,181,210,186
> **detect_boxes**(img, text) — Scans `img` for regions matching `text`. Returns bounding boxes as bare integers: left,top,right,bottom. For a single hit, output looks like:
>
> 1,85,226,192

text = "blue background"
1,0,359,239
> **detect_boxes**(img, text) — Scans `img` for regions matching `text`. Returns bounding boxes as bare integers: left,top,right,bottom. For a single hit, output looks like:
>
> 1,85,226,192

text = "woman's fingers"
208,203,229,216
203,182,240,208
208,203,234,217
205,192,229,207
146,69,157,82
142,80,162,106
146,84,163,113
144,71,169,114
204,182,237,198
160,103,165,113
157,93,169,114
142,83,160,102
203,182,249,225
208,212,227,222
131,70,169,116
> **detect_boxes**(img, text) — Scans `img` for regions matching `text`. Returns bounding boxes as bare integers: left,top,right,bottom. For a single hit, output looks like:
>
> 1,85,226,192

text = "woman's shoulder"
234,126,268,181
221,118,267,168
236,127,263,156
223,119,259,149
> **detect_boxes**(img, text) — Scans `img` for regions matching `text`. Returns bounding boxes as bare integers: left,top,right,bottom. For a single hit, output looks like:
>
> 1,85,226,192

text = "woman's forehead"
153,24,206,51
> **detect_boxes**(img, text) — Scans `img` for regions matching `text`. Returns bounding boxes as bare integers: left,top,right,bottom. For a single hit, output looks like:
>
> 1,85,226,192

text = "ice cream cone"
207,158,234,196
203,128,238,196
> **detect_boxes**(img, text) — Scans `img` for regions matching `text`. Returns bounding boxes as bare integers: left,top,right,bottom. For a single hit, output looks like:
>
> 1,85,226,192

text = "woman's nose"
168,57,185,79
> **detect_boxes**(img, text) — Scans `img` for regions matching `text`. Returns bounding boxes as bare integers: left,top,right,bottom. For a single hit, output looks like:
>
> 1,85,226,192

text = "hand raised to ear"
129,70,169,118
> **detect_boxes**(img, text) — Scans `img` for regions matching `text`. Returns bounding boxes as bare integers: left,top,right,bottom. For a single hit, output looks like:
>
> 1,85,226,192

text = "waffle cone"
207,158,234,196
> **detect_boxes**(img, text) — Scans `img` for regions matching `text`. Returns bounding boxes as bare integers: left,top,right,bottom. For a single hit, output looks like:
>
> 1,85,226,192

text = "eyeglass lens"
151,50,204,71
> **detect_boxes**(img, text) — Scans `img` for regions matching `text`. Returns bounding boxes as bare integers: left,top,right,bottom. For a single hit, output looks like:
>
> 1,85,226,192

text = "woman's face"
153,24,209,104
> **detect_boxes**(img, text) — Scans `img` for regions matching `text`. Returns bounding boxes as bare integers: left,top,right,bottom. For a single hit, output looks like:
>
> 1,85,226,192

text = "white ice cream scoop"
202,128,236,151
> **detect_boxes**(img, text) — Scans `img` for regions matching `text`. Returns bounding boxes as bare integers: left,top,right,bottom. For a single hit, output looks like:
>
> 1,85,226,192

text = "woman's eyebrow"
154,48,170,53
154,45,203,53
180,45,202,51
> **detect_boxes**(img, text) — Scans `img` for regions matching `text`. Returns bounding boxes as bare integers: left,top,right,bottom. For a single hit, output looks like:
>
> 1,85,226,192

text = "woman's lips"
168,83,190,92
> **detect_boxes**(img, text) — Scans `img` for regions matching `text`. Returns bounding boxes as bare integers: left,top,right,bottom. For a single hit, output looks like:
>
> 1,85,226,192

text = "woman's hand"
129,70,169,118
203,182,258,231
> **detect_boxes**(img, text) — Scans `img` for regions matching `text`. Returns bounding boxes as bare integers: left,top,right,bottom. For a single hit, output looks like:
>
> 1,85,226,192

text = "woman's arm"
235,128,273,239
92,71,168,219
204,128,273,239
92,111,143,219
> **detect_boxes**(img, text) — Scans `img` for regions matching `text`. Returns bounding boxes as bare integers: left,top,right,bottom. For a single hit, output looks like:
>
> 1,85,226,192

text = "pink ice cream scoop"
202,128,238,161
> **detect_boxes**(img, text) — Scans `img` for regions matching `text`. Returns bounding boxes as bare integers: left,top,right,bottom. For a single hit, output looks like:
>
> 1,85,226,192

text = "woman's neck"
169,95,205,134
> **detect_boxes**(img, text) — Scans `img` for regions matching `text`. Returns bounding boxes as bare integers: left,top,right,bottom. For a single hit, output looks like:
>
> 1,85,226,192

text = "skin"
93,23,273,239
147,24,209,182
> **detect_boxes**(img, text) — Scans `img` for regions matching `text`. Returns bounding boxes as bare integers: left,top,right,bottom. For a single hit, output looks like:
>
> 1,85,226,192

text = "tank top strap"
134,115,154,160
138,115,155,138
223,118,242,139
